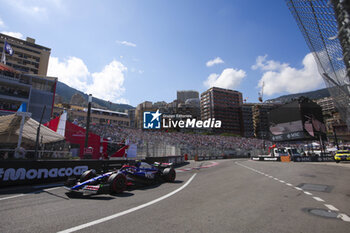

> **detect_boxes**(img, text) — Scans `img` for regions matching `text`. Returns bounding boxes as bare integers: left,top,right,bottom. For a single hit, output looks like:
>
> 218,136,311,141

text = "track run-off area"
0,159,349,233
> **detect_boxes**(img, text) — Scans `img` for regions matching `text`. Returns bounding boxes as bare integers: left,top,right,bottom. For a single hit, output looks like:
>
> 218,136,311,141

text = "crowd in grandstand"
88,123,271,151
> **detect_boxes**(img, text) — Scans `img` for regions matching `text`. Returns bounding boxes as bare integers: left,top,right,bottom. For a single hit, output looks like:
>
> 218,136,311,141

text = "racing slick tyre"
80,169,96,182
108,173,126,194
336,160,340,163
163,168,176,182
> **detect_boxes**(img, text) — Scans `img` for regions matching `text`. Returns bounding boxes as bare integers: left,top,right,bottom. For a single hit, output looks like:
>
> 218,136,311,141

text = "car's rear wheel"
80,169,96,182
163,168,176,182
336,160,340,163
108,173,126,194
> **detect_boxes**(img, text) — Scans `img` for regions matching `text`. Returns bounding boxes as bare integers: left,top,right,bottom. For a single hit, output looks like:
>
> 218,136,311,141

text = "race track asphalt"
0,159,349,233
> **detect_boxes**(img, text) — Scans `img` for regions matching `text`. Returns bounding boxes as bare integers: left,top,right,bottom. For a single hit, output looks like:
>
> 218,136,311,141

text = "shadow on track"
36,190,70,200
65,191,135,200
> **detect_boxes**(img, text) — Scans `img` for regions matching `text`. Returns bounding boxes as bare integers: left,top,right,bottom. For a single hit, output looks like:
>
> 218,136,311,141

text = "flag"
17,103,27,112
4,40,14,56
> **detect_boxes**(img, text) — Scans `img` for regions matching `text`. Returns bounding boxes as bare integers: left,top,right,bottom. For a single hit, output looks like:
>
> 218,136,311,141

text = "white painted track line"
313,197,325,202
43,187,62,192
235,162,349,223
325,204,339,211
57,173,197,233
338,214,350,222
0,194,25,201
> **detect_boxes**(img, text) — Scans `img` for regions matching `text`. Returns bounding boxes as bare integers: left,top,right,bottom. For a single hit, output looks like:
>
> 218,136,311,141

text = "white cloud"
6,1,47,17
204,68,246,89
1,31,24,39
48,56,89,91
251,55,289,71
254,53,324,96
206,57,224,67
48,57,129,104
116,40,136,47
87,60,127,102
31,6,47,14
0,18,5,28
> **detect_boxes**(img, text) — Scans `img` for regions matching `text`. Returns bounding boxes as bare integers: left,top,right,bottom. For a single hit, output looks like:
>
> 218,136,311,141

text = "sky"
0,0,325,107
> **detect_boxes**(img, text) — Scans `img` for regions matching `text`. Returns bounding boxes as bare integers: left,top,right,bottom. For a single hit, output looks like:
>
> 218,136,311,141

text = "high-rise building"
0,33,51,75
127,109,136,128
316,97,336,115
253,103,281,139
200,87,243,134
315,96,349,139
241,103,255,138
0,64,57,122
178,98,201,120
135,101,155,128
177,90,199,103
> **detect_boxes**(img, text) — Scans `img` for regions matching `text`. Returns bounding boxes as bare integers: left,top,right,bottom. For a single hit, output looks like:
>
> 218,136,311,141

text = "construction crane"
258,81,265,102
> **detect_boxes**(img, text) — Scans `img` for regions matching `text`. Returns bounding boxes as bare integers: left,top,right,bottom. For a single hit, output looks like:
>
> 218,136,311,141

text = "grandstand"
285,0,350,128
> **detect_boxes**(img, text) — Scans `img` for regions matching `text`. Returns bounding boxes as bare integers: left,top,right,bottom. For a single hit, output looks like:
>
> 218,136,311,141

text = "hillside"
266,88,330,103
55,81,134,112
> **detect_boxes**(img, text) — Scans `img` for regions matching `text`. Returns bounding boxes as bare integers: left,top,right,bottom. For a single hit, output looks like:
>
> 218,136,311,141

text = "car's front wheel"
108,173,126,194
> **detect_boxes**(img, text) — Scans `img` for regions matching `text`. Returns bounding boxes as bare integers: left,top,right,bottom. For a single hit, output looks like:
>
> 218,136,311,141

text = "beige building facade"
0,33,51,76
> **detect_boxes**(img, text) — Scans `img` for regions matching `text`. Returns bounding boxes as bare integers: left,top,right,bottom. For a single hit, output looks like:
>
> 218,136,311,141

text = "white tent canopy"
0,114,65,145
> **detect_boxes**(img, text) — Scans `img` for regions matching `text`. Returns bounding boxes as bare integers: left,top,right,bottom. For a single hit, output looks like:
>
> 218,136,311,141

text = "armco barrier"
0,156,185,187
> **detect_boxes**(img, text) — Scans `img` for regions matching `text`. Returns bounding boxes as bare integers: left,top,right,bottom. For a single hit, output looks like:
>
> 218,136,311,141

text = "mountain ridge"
55,81,134,112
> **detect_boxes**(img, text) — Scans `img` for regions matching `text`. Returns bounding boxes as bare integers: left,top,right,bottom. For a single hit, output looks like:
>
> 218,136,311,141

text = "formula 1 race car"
64,161,176,196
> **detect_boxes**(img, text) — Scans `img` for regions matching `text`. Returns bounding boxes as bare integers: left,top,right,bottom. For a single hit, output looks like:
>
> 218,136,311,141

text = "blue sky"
0,0,325,106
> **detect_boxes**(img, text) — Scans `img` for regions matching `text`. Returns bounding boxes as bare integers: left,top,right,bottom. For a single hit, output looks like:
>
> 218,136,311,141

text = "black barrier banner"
293,156,335,162
0,160,125,187
0,157,186,187
251,157,281,161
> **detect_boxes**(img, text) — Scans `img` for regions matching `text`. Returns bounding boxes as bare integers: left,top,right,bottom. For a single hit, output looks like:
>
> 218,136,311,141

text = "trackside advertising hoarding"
0,156,186,187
